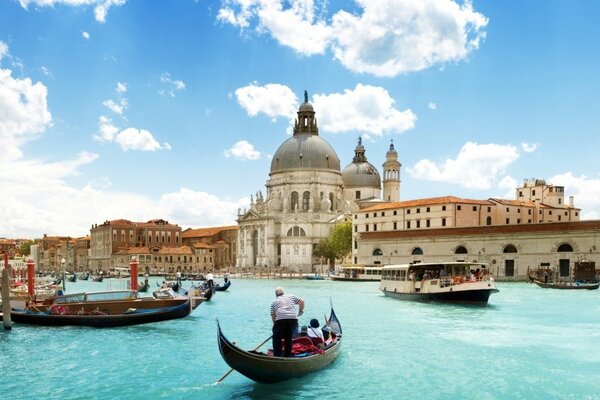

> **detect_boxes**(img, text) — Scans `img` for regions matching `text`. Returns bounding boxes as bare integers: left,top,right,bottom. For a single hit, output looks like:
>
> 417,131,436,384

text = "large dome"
270,134,341,173
341,137,381,188
270,93,341,174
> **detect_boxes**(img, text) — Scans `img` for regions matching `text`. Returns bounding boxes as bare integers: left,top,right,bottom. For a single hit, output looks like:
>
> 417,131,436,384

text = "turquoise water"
2,278,600,399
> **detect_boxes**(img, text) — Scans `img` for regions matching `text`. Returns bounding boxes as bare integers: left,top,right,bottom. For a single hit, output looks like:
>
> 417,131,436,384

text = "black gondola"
92,275,104,282
217,307,342,384
214,280,231,292
138,281,150,292
190,282,214,301
67,274,77,282
533,279,599,290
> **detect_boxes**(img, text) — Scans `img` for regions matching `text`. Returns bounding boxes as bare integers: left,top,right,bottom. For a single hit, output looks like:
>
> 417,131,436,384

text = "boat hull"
382,288,498,304
330,276,380,282
217,308,342,384
533,280,599,290
10,300,193,328
214,281,231,291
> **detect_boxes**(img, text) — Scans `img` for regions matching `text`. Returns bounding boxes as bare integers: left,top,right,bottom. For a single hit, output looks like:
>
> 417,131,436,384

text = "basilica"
236,92,398,272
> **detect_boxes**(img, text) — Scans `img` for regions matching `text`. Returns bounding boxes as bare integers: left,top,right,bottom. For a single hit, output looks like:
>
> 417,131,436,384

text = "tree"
314,221,353,269
20,240,37,256
329,221,352,263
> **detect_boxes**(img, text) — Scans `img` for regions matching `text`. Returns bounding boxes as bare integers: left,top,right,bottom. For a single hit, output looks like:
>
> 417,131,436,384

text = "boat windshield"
153,288,176,299
85,291,138,302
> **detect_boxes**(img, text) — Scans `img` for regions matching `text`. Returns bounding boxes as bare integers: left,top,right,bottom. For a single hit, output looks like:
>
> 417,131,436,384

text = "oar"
215,335,273,384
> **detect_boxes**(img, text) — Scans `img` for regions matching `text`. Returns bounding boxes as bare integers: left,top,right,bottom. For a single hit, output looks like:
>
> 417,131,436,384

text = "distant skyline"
1,0,600,239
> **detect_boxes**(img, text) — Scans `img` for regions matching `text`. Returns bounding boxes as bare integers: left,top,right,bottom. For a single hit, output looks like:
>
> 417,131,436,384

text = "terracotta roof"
360,196,493,212
157,246,193,255
360,220,600,240
490,198,580,210
182,225,238,238
193,242,214,249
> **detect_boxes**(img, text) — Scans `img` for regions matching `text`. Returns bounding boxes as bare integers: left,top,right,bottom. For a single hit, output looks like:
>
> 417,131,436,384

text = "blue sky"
1,0,600,239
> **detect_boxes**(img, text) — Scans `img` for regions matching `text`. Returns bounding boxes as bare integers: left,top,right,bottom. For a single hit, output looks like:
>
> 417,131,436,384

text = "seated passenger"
307,318,325,342
299,325,309,337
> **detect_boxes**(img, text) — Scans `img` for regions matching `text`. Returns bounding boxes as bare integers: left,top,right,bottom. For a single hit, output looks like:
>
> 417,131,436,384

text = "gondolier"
270,287,304,357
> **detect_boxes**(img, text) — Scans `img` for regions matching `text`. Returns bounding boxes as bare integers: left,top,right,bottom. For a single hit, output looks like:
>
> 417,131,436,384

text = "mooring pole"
2,253,12,330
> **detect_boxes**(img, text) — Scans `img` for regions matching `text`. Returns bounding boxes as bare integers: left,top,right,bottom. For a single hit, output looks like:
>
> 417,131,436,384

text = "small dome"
299,102,314,112
342,162,381,188
342,137,381,188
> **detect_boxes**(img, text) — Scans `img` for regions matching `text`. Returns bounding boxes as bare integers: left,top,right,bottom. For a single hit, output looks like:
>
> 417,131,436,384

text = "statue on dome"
304,90,308,103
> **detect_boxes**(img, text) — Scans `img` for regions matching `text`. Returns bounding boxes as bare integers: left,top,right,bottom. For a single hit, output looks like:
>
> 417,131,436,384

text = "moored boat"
10,289,204,327
330,265,382,281
217,307,342,384
532,280,599,290
379,261,499,304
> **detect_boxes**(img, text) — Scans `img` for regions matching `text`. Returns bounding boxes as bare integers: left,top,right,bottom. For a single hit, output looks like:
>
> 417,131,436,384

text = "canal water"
1,278,599,399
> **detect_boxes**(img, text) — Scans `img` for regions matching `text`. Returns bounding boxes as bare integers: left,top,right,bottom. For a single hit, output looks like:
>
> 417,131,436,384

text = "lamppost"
61,257,66,290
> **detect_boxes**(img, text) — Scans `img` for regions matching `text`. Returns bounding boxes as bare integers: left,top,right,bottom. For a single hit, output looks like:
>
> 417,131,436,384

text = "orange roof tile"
360,196,493,212
182,225,238,238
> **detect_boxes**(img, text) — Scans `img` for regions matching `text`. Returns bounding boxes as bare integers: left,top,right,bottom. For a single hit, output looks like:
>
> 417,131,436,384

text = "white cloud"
218,0,487,77
521,142,538,153
158,188,247,228
0,65,52,161
235,82,297,121
428,102,437,110
116,82,127,93
18,0,126,23
408,142,519,189
550,172,600,220
0,41,8,61
102,98,127,115
94,117,170,151
224,140,261,160
217,0,332,55
158,72,185,97
40,66,53,77
313,84,416,136
82,30,90,39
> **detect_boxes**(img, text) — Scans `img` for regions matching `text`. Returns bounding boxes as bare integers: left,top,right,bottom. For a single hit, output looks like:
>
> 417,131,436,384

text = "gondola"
11,301,194,328
92,275,104,282
217,307,342,384
214,280,231,292
79,272,90,281
10,289,204,328
533,279,599,290
138,280,150,293
190,281,214,301
67,274,77,283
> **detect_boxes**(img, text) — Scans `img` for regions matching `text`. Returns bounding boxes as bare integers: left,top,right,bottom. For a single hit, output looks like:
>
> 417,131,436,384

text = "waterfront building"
236,94,384,272
111,245,210,276
89,219,182,272
182,225,238,270
353,179,596,280
0,239,17,258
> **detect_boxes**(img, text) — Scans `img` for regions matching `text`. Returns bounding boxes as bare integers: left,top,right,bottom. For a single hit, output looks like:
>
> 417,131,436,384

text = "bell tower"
382,140,401,201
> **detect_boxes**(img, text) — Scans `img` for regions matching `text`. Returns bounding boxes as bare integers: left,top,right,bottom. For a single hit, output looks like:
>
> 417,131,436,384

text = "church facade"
236,93,398,272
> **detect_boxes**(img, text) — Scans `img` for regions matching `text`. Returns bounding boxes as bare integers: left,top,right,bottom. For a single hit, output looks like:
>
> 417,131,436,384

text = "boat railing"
439,274,494,287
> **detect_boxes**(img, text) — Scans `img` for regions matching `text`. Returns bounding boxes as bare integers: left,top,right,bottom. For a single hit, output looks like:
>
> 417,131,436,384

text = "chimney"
569,196,574,207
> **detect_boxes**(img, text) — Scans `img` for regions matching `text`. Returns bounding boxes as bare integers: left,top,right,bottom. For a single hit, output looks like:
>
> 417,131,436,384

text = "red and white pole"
130,257,138,291
27,259,35,300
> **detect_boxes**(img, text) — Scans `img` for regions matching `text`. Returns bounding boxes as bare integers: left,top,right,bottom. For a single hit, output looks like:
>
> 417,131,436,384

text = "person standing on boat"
270,287,304,357
206,271,214,290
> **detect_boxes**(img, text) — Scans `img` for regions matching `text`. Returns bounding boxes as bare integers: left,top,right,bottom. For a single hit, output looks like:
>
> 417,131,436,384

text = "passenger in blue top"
270,287,305,357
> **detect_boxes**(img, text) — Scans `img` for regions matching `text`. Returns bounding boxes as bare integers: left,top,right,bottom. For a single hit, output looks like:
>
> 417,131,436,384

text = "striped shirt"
270,294,301,321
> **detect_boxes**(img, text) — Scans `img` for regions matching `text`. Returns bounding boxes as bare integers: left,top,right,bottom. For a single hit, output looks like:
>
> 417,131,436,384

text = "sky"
1,0,600,239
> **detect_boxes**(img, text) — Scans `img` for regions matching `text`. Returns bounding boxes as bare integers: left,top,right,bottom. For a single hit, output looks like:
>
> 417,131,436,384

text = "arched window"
557,243,573,252
372,248,383,256
412,247,423,255
287,226,306,237
486,216,492,225
291,191,299,211
329,193,335,211
303,191,310,210
455,246,468,254
503,244,518,253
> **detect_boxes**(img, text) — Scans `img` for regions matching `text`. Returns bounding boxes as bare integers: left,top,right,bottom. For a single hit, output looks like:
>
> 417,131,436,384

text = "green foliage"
314,221,353,265
20,240,34,256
